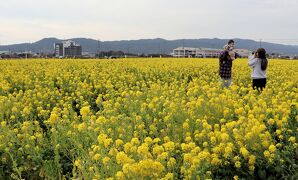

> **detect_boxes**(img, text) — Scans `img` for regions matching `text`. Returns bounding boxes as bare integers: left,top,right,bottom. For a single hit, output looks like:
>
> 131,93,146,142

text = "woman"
248,48,268,91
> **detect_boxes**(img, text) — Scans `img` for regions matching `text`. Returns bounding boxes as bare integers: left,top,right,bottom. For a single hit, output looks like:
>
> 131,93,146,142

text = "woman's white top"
248,55,267,79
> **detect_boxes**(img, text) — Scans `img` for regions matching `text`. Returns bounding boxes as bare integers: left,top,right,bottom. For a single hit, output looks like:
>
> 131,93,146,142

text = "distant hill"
1,37,298,55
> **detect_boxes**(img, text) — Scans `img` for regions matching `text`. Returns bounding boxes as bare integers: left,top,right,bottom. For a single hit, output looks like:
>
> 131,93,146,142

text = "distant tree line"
96,51,125,58
0,53,55,59
1,51,297,60
95,51,172,59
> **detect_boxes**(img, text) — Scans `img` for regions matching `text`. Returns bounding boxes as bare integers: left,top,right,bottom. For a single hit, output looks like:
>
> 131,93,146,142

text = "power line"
252,38,298,42
250,38,298,45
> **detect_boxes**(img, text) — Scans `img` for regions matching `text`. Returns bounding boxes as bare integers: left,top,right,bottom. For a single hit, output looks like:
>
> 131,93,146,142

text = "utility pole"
158,43,161,56
25,42,28,60
259,39,262,48
182,39,185,57
162,42,166,55
97,39,100,58
126,42,130,56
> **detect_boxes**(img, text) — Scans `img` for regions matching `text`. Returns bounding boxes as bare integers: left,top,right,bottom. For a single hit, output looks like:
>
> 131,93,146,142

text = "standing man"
219,39,237,87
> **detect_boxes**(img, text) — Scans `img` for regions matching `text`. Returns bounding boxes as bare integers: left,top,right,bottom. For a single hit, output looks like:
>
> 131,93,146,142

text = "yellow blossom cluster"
0,58,297,179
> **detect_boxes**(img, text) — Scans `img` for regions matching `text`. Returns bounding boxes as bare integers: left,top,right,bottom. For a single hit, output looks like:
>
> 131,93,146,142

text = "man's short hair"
228,40,234,45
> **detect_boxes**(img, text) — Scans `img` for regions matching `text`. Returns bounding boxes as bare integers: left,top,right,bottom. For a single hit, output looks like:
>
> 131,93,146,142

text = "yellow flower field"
0,58,297,179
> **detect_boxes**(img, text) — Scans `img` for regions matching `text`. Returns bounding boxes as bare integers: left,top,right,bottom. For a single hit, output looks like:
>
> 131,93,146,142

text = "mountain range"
1,38,298,55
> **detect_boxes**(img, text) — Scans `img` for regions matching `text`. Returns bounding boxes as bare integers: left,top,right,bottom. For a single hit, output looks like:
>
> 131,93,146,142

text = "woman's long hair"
256,48,268,70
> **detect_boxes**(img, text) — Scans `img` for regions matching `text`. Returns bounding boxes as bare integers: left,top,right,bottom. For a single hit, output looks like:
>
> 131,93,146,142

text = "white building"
234,49,250,57
173,47,221,58
173,47,250,58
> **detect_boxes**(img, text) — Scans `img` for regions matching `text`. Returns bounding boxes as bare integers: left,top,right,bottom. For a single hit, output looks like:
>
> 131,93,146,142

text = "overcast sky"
1,0,298,45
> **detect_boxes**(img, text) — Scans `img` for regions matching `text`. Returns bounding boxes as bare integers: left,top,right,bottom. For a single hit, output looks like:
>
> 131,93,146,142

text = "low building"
234,49,250,58
54,40,82,58
173,47,221,58
173,47,250,58
82,52,96,58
